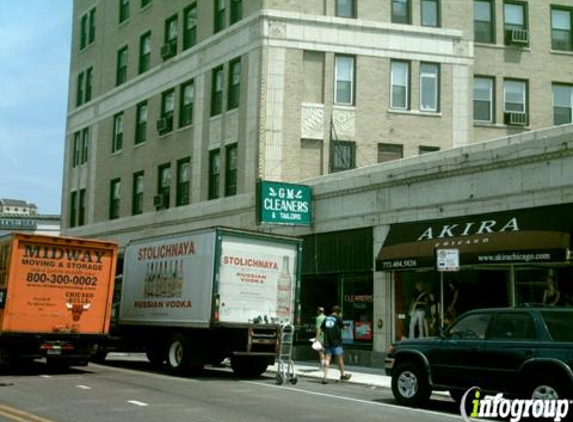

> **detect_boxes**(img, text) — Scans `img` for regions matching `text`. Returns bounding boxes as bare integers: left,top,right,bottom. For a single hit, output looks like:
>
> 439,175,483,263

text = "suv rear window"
540,311,573,342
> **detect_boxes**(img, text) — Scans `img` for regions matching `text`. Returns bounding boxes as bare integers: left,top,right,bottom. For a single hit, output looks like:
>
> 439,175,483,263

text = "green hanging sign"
257,180,312,225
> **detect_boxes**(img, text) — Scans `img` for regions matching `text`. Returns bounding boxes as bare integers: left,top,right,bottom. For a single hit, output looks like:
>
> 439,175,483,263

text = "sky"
0,0,73,215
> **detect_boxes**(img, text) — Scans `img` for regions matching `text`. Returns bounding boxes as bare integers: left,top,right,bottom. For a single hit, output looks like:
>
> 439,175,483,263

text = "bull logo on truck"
66,302,91,321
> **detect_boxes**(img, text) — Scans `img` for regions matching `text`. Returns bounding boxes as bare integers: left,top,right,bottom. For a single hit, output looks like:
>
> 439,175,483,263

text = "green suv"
385,308,573,406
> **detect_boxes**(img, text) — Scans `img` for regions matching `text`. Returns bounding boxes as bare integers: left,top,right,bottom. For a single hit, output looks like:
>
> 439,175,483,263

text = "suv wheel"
529,378,563,400
391,362,431,407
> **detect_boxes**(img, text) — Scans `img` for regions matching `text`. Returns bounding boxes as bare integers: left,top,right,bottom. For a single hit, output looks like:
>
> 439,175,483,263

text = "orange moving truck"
0,233,118,366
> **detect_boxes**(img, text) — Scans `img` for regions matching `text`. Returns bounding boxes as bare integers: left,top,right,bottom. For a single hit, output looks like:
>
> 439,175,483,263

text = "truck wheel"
391,362,431,407
231,356,268,378
166,334,190,373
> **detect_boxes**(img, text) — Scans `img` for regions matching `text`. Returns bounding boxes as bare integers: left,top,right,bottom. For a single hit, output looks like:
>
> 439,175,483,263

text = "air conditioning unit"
153,194,165,208
505,28,529,46
504,111,527,126
160,42,176,60
156,116,173,134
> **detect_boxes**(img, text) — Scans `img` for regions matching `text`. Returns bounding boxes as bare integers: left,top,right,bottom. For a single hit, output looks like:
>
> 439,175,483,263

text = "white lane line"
243,381,462,420
127,400,149,407
76,385,92,390
39,375,52,378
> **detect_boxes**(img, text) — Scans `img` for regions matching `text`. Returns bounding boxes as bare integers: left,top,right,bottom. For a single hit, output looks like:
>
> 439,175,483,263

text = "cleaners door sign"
258,180,312,225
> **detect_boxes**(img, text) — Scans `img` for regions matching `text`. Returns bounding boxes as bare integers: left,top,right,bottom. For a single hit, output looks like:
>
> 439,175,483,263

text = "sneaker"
340,373,352,381
321,379,328,384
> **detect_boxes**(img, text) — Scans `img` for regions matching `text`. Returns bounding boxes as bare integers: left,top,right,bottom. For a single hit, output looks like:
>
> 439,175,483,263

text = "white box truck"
101,227,301,377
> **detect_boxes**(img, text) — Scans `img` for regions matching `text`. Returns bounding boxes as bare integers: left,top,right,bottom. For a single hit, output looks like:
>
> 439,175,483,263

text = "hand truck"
275,322,298,385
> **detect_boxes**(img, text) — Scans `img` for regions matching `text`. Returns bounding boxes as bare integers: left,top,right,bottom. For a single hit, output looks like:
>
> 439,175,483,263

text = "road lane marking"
76,385,92,390
127,400,149,407
243,381,462,420
0,405,61,422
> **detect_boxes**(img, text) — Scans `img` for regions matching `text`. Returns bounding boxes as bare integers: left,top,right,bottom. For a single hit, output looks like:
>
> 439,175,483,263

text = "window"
420,63,439,112
448,313,492,340
157,163,171,209
330,141,356,173
474,76,494,123
85,67,93,103
162,15,178,59
378,143,403,163
176,158,191,206
116,46,128,86
474,0,494,43
392,0,410,24
80,8,96,49
183,4,197,50
113,112,124,153
214,0,226,33
504,79,526,113
139,31,151,74
79,189,86,226
228,58,241,110
230,0,242,24
490,313,536,341
334,55,354,105
119,0,130,23
81,128,89,164
69,191,77,228
211,66,223,116
110,179,121,220
551,7,572,51
141,0,152,8
503,1,528,45
132,171,144,215
390,61,409,110
553,84,573,126
419,145,440,154
135,101,148,144
159,89,175,134
336,0,356,18
76,67,92,107
179,80,194,127
225,144,238,196
421,0,439,27
208,149,221,200
72,132,81,168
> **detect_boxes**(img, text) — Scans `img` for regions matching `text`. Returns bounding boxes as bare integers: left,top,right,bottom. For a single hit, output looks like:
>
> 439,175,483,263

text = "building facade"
0,199,60,237
63,0,573,364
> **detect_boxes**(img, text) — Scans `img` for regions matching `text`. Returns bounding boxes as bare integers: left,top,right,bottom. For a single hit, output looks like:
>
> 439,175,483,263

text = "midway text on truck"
0,232,117,367
96,227,302,377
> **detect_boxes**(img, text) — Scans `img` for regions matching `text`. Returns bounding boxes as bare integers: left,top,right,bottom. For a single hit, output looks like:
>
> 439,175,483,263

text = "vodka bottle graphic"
276,255,292,318
144,262,151,297
175,259,184,298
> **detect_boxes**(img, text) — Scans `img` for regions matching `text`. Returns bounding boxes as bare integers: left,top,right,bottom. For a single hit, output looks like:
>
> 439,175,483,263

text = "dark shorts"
324,346,344,357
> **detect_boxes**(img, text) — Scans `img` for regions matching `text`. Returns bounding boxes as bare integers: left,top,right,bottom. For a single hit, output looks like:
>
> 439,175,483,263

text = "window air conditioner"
156,116,173,134
504,111,527,126
160,42,176,60
505,28,529,46
153,194,165,208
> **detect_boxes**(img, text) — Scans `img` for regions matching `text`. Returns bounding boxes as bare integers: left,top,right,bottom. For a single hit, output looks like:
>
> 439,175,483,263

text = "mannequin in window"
445,278,459,325
409,283,428,339
543,276,561,307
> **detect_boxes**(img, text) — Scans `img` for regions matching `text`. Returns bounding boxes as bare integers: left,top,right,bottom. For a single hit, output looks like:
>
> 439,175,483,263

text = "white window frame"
503,80,526,113
390,61,409,110
473,77,494,123
334,55,355,105
552,84,573,125
420,63,439,112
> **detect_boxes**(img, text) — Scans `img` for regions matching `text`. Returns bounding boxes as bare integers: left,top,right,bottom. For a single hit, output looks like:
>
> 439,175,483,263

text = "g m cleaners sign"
257,180,312,225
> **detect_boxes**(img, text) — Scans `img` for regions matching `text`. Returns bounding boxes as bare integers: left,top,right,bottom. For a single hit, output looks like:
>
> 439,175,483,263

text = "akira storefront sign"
376,203,573,270
257,180,312,225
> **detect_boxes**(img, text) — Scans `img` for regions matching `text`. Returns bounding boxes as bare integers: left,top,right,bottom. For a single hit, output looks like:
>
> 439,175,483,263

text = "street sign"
257,180,312,225
436,249,459,272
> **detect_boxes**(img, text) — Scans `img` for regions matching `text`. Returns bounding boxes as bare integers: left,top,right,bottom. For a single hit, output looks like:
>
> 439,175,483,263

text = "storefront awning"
376,203,573,271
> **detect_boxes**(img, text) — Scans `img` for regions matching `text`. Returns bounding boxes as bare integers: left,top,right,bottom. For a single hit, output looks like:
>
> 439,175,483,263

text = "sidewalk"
268,360,391,388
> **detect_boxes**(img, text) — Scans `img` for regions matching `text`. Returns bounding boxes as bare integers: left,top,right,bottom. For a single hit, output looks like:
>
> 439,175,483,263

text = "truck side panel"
217,233,299,324
0,233,117,336
119,231,216,327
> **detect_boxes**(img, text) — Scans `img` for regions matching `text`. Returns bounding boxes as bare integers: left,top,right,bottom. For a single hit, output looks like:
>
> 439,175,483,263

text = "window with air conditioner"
504,80,527,126
503,2,529,46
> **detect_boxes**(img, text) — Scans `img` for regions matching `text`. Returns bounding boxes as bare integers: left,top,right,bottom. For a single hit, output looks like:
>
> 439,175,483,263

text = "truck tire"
231,356,268,378
166,334,190,373
391,362,431,407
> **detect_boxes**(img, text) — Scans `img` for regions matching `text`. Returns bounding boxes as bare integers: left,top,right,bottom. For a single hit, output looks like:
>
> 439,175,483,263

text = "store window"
515,267,573,307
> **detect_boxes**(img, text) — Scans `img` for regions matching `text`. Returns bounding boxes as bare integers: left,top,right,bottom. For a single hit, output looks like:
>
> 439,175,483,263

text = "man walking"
320,305,351,384
315,306,326,369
